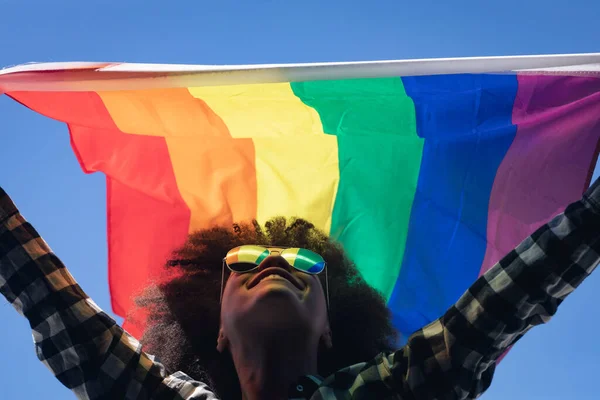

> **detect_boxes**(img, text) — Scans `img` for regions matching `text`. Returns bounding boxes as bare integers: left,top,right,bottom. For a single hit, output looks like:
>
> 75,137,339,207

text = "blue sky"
1,1,599,398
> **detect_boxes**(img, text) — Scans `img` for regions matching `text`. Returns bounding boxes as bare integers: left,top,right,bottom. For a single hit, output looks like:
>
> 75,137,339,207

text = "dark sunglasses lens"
228,262,258,273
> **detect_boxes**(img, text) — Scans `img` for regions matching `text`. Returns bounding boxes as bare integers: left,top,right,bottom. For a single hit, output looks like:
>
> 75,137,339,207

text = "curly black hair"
134,217,398,399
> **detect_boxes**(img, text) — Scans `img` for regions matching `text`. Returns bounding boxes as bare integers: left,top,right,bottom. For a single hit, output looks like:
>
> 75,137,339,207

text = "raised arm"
400,177,600,398
315,178,600,400
0,187,216,400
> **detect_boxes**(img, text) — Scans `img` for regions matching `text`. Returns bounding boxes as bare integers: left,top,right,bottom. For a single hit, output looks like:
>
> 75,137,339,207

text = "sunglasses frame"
220,246,330,309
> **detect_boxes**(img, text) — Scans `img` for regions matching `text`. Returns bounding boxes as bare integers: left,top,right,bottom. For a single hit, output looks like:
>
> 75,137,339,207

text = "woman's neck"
229,331,320,400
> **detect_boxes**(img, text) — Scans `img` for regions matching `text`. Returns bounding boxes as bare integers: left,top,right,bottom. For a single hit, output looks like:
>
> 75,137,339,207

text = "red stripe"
9,91,190,338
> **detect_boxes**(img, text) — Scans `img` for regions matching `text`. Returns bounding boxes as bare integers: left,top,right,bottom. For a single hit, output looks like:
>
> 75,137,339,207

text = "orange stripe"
97,88,229,137
96,88,258,232
165,136,258,232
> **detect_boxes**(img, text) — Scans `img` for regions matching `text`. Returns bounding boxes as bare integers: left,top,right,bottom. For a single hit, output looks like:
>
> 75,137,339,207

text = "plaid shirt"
2,181,600,400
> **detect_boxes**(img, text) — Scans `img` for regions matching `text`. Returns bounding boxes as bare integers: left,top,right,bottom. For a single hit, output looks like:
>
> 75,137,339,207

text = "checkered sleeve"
316,179,600,400
0,188,218,400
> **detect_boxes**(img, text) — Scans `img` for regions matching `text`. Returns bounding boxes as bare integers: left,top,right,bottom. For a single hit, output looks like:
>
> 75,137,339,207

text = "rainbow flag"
2,54,600,340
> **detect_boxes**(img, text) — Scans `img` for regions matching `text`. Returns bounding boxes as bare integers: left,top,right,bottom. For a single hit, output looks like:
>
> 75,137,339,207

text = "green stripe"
291,78,423,300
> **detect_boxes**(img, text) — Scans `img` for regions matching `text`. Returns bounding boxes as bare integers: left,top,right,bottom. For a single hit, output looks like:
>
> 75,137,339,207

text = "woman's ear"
216,328,229,353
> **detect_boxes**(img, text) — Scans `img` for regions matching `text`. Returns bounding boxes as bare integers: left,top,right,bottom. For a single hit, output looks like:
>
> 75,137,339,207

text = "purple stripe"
480,75,600,276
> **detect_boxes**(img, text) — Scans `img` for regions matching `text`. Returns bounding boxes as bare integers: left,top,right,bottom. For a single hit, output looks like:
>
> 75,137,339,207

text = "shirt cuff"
585,177,600,213
0,187,19,224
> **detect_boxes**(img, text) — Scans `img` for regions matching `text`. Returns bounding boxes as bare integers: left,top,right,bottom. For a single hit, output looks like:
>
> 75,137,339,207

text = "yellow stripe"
189,83,339,232
253,136,339,233
188,83,325,138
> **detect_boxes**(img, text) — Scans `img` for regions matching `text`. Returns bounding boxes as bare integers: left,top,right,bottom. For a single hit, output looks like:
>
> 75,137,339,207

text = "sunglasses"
220,245,329,307
225,245,326,274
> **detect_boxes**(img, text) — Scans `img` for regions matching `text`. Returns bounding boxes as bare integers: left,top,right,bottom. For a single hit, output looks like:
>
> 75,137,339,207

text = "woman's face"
217,248,330,350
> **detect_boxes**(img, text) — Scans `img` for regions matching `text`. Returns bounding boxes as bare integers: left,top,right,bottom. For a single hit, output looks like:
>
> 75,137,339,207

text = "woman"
1,180,599,399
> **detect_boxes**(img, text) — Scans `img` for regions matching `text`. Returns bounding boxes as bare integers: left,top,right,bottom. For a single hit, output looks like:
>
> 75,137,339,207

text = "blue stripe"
387,74,518,338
